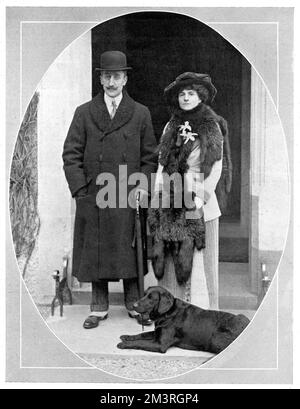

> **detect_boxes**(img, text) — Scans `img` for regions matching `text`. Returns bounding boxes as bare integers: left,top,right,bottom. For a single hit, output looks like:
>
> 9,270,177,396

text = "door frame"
220,60,251,241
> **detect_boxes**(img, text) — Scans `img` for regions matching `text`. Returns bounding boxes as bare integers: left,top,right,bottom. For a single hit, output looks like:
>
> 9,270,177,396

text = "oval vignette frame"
9,10,291,381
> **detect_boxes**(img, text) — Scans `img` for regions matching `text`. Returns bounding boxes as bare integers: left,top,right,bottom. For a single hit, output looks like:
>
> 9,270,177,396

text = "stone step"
219,237,249,263
71,262,257,311
45,304,256,380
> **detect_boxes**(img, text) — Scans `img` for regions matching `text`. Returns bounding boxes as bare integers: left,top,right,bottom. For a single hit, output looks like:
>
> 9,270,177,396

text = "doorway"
91,11,251,264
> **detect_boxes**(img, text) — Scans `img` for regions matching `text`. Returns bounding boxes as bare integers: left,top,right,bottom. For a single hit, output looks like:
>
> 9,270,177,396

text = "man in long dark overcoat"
62,51,157,329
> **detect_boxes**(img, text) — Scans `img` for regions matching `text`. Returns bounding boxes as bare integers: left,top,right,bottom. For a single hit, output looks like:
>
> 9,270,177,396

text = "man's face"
100,70,127,98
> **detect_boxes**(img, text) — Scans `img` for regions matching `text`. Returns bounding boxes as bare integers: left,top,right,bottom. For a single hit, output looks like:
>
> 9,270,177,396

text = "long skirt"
158,218,219,310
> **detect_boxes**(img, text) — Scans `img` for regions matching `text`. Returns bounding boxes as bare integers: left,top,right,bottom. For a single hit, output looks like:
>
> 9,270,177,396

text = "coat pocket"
75,192,92,201
75,194,98,221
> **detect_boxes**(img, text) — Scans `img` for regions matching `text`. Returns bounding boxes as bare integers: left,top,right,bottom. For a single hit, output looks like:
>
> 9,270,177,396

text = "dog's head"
133,286,175,320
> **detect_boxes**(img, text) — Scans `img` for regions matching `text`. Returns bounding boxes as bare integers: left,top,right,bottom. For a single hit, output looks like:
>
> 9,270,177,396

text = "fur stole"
159,103,224,178
160,103,232,212
148,103,225,285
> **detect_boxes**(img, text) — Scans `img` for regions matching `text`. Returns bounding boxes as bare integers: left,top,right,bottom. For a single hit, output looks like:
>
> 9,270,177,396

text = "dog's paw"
120,335,131,341
117,342,127,349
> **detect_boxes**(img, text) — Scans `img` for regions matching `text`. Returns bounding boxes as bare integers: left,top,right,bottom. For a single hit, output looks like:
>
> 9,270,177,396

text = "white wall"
37,32,91,302
259,97,290,252
250,68,290,290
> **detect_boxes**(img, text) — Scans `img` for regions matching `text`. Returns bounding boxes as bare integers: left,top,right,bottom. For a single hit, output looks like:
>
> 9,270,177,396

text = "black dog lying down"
117,286,250,354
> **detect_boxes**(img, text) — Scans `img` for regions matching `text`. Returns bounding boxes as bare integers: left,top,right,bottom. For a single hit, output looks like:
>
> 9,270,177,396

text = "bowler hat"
164,72,217,105
96,51,132,71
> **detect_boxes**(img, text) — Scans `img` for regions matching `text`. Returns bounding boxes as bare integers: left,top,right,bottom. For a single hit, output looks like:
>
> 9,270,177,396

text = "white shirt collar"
104,92,123,110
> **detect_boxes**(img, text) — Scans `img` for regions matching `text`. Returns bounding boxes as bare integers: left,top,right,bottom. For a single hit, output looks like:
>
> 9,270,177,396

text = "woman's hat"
96,51,132,71
164,72,217,105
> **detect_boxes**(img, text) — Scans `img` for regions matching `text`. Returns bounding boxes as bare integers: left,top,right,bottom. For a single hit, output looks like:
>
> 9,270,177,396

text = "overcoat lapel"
89,90,135,138
89,92,111,133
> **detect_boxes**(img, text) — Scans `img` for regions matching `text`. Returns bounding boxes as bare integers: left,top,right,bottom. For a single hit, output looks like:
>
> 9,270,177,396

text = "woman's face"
178,88,201,111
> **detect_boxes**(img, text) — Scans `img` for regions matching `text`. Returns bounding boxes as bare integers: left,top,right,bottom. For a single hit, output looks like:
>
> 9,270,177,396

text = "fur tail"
152,240,166,280
173,238,194,285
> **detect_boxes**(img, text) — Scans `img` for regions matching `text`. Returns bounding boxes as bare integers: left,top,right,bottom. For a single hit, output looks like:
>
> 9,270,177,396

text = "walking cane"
134,191,148,330
135,192,145,299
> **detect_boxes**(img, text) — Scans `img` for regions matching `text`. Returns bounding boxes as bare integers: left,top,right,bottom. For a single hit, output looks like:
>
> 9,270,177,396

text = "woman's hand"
185,196,204,220
194,196,204,209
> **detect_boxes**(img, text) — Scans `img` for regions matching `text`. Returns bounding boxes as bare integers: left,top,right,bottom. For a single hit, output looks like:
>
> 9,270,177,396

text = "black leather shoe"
83,314,108,329
128,312,152,326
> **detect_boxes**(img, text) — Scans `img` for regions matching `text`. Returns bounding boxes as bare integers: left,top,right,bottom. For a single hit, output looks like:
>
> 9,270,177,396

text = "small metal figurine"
61,255,73,306
51,270,63,317
50,256,72,317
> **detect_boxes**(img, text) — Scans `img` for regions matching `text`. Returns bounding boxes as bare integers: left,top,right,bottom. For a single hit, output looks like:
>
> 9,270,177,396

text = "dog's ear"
158,291,174,315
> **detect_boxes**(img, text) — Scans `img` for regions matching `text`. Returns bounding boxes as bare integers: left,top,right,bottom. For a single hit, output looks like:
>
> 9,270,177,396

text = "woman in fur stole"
149,72,230,309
